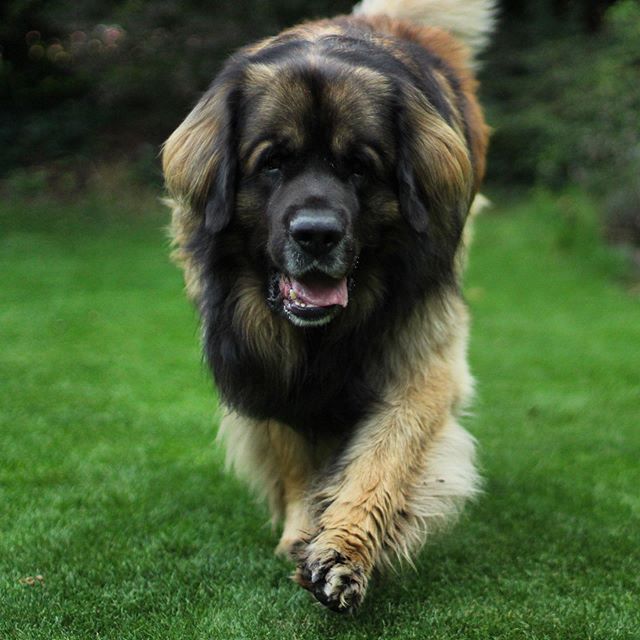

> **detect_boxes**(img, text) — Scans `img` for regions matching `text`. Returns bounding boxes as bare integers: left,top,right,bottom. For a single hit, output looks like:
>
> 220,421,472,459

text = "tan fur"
165,196,204,302
360,16,490,189
218,411,333,558
456,191,490,276
163,82,236,303
217,411,316,524
162,87,230,208
404,86,474,214
241,60,395,161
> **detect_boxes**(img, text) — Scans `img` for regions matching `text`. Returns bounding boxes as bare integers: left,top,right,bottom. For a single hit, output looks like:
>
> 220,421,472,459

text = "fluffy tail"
353,0,496,57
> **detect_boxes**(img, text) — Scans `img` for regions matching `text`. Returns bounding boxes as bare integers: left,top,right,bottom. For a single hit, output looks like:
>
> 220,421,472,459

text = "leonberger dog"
163,0,493,612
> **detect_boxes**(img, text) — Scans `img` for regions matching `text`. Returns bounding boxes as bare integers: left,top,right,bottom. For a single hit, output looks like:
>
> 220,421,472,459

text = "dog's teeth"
290,290,297,300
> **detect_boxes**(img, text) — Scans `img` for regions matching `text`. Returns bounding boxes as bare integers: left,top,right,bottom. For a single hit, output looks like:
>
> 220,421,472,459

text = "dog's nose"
289,210,345,257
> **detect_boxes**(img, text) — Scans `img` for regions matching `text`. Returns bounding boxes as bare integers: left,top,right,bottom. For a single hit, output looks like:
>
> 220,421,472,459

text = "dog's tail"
353,0,496,57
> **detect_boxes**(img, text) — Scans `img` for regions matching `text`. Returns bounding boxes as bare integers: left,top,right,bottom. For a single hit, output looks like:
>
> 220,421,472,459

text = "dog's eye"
262,151,286,178
349,157,369,184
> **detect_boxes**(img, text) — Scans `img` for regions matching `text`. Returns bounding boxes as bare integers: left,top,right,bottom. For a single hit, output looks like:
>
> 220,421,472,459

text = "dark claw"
293,550,365,613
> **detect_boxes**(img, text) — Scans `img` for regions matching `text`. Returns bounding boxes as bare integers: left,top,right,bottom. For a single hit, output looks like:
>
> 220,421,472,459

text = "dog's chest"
213,332,381,435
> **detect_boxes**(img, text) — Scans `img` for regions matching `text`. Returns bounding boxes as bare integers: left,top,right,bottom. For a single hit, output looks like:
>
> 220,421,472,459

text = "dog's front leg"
294,349,479,612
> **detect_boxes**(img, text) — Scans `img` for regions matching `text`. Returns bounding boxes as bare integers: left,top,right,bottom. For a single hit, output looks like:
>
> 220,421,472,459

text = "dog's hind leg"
217,410,315,557
275,472,314,559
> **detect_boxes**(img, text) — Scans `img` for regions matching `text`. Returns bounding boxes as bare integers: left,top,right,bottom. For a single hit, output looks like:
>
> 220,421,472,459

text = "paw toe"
294,551,367,613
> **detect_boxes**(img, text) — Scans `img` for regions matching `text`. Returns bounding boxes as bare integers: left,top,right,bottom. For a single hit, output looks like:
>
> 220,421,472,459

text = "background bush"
0,0,352,177
482,0,640,243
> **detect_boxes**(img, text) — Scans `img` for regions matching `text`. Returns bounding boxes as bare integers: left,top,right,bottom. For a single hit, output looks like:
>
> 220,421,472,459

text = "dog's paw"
294,546,368,613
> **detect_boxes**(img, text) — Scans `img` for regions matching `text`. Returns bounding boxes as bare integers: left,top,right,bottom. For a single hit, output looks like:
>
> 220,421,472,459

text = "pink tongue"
286,276,348,307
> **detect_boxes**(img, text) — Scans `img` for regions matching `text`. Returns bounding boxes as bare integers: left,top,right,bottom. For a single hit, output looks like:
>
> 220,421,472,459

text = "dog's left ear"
162,68,241,234
397,133,430,234
396,85,474,243
203,121,236,234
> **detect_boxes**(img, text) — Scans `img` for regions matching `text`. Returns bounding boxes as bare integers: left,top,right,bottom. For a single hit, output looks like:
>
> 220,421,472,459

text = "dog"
163,0,493,612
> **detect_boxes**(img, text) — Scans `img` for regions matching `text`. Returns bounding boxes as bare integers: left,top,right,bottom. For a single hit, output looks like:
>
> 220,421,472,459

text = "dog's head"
164,30,478,328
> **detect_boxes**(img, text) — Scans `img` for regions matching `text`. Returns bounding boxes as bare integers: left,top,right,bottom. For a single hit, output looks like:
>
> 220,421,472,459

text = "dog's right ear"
162,71,240,234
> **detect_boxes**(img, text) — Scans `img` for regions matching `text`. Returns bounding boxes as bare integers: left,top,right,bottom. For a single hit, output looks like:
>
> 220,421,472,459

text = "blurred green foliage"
1,0,638,243
0,0,352,177
481,0,640,243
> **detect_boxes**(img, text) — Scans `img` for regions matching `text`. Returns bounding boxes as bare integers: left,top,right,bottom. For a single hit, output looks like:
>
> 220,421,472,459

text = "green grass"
1,185,638,639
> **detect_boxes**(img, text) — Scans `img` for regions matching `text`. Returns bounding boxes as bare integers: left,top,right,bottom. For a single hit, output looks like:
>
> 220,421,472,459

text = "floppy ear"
162,74,240,234
397,134,430,234
396,86,474,243
203,123,236,233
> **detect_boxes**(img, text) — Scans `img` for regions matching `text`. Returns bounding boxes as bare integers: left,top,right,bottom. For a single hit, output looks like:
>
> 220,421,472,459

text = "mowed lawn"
1,185,638,639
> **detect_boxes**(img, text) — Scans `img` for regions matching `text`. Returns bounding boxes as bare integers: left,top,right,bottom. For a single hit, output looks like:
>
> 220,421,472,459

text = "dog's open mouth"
276,272,349,327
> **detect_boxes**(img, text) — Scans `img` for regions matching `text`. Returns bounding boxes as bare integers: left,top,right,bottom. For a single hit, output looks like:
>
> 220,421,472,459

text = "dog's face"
164,35,476,328
234,61,401,327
